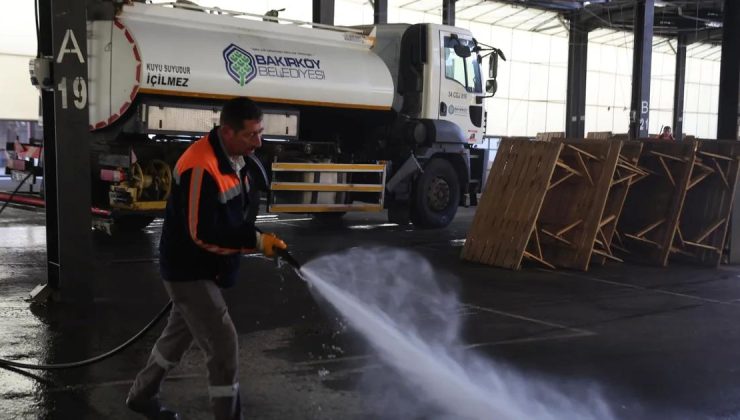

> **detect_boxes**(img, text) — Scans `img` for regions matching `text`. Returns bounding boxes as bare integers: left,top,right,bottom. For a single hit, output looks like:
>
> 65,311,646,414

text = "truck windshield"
443,37,482,93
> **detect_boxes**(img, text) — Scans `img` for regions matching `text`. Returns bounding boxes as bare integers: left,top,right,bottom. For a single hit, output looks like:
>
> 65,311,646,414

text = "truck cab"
371,23,494,227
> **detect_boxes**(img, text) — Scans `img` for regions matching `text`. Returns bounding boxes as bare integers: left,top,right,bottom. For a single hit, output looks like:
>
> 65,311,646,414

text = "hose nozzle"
276,248,302,270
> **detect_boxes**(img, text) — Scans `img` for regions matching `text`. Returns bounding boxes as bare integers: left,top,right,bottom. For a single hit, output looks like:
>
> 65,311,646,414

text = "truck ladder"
269,162,387,213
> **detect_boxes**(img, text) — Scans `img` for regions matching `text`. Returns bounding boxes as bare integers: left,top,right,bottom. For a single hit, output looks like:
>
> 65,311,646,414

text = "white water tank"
88,3,395,130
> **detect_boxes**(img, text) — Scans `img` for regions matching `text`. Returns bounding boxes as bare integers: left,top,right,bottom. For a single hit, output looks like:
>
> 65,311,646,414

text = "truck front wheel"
410,158,459,228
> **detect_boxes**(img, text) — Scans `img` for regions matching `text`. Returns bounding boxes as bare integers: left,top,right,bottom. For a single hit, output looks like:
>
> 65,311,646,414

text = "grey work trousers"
128,279,243,420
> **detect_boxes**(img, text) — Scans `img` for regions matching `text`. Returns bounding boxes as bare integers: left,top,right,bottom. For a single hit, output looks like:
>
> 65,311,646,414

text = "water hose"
0,172,34,216
0,173,173,371
0,250,298,372
0,251,300,371
0,301,172,370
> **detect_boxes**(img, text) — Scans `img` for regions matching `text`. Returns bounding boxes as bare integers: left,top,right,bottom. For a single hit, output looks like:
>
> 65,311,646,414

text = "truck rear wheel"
410,158,459,228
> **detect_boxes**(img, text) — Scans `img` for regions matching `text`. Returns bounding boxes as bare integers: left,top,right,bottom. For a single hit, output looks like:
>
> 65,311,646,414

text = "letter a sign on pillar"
38,0,93,302
57,29,86,64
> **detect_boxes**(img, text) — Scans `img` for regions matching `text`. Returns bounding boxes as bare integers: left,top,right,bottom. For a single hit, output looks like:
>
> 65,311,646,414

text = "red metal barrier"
0,192,111,217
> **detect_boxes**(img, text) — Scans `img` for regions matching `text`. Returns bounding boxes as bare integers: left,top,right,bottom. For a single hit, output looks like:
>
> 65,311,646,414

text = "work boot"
126,396,180,420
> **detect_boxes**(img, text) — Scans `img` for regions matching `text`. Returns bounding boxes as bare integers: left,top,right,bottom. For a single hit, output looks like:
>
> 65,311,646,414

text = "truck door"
437,31,483,143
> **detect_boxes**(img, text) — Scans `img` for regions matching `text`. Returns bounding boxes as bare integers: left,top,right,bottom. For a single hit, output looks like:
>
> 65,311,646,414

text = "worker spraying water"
127,97,287,420
285,247,614,420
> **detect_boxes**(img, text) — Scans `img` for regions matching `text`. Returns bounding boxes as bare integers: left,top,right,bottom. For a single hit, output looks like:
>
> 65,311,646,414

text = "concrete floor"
2,197,740,419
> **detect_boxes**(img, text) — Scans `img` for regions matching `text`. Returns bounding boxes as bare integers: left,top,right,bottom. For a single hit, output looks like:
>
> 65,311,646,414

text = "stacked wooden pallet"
591,141,645,265
461,139,562,270
535,132,565,142
614,141,697,266
670,140,740,266
462,138,631,270
533,140,622,270
586,131,613,140
463,138,740,271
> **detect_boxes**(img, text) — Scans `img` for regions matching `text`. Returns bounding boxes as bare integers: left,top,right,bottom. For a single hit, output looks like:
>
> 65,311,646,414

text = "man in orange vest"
127,97,286,420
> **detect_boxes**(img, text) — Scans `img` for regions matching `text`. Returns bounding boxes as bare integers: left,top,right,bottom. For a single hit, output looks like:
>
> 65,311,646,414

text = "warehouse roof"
395,0,724,59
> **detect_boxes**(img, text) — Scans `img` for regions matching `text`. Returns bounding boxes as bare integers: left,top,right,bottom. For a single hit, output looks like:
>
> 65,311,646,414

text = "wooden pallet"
610,133,630,141
535,140,623,270
670,140,740,266
616,140,697,266
536,132,565,142
586,131,613,140
462,139,562,269
463,139,627,271
591,141,645,265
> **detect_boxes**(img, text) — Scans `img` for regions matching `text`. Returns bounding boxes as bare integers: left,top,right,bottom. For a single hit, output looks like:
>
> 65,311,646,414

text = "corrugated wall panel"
0,54,38,120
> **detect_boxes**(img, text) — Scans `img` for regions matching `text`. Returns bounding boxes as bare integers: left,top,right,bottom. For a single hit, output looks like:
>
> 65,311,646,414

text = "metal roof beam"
531,13,560,32
514,9,549,29
581,3,636,32
491,7,527,26
456,0,487,14
682,28,723,45
469,3,508,22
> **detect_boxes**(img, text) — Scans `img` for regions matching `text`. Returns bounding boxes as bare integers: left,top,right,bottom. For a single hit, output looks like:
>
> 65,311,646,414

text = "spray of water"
300,247,613,420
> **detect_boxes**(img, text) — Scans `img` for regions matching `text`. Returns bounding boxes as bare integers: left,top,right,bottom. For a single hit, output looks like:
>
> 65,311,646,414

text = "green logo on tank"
223,44,257,86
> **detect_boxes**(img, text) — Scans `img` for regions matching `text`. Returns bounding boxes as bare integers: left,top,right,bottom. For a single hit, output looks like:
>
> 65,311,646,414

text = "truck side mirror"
486,79,497,96
454,44,471,58
488,53,498,79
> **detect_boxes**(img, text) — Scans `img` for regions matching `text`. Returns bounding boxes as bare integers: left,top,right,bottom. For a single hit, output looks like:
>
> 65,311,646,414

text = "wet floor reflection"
0,226,46,248
0,268,50,418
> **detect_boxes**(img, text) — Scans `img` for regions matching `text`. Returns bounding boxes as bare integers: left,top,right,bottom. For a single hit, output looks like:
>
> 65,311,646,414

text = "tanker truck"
35,1,503,231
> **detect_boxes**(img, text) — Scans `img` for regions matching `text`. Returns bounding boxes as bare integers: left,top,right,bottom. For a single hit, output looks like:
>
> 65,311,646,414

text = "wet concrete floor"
2,197,740,419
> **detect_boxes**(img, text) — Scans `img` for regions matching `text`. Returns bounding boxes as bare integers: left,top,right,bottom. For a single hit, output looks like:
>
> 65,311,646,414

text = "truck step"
269,162,387,213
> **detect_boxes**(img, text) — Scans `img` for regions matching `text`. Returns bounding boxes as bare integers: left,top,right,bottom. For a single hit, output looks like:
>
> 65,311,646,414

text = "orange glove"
256,232,287,257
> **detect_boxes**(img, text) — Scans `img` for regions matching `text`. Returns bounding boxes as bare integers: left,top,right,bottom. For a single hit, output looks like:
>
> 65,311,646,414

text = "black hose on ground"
0,172,34,216
0,172,174,372
0,250,299,371
0,245,298,372
0,301,172,370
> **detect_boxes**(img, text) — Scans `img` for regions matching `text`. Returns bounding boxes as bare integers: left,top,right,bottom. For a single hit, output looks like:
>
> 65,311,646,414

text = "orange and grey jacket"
159,127,267,287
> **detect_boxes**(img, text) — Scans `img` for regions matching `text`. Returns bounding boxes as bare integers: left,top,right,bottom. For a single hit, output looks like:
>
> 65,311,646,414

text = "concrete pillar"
442,0,455,26
673,34,687,140
629,0,654,139
566,12,588,139
718,0,740,140
374,0,387,24
721,0,740,263
38,0,93,301
313,0,334,25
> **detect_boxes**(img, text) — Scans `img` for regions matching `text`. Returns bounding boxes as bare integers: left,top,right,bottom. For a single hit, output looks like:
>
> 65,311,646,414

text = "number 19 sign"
56,28,88,110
